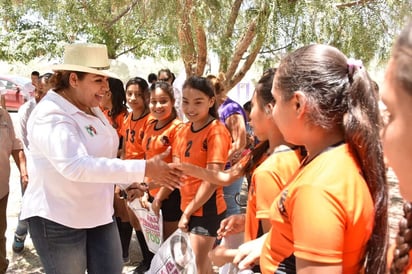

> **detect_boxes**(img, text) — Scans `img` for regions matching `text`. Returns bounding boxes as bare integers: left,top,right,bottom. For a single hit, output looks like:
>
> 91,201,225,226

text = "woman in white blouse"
20,43,181,274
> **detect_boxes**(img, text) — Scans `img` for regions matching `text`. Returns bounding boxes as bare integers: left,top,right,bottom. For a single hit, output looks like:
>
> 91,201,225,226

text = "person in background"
147,73,157,84
120,77,154,273
99,77,131,264
0,82,6,109
242,100,256,150
30,71,40,88
100,77,128,138
381,20,412,274
158,68,184,120
0,105,27,273
208,74,247,217
12,72,52,254
173,76,231,274
19,43,181,274
234,44,388,274
16,73,53,149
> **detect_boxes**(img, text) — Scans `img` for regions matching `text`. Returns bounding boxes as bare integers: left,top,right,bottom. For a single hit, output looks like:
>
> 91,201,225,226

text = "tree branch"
225,18,257,84
195,21,207,76
257,43,293,55
220,0,242,69
114,44,141,59
177,0,197,77
105,0,140,29
335,0,375,8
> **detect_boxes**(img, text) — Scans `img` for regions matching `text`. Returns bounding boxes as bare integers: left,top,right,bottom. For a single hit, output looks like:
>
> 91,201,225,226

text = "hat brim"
52,64,118,79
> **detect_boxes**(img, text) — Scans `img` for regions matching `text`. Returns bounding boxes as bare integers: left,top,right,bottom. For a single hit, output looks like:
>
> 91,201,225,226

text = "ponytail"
343,65,388,274
390,201,412,273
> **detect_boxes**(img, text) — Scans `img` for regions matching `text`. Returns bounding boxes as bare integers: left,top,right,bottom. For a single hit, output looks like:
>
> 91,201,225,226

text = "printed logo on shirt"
278,189,289,217
85,125,97,136
161,135,170,146
202,139,207,152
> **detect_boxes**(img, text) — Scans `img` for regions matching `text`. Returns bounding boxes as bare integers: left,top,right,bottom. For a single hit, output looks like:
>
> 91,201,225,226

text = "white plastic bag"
145,229,197,274
128,199,163,253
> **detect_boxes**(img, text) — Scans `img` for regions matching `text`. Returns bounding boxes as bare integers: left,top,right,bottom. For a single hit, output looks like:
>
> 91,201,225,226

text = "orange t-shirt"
142,118,183,196
173,119,231,217
120,112,152,160
100,108,127,137
244,148,301,242
260,143,374,274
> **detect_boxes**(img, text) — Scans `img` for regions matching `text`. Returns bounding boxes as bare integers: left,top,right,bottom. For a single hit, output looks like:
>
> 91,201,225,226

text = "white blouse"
21,91,145,228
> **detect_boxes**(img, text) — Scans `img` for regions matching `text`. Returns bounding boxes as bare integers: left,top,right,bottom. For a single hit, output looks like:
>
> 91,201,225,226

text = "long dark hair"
389,20,412,274
243,69,275,174
108,78,128,129
275,44,388,274
182,76,219,119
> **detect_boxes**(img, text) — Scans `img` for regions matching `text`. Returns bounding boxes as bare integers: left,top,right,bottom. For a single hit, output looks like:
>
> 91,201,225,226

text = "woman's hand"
145,147,183,190
178,212,190,232
125,183,147,202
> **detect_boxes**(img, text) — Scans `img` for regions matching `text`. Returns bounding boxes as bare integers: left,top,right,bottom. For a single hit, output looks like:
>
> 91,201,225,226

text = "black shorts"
188,211,226,237
160,189,182,222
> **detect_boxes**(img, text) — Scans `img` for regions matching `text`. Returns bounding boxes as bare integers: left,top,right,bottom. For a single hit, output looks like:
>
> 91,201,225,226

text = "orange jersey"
244,148,301,242
142,118,183,196
173,119,231,217
260,144,374,274
101,108,126,137
121,112,152,160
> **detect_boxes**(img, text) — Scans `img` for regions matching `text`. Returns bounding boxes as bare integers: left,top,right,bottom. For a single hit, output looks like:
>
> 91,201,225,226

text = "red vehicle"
0,75,34,111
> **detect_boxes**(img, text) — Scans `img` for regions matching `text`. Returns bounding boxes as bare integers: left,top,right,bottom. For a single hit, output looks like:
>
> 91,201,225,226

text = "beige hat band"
90,65,110,70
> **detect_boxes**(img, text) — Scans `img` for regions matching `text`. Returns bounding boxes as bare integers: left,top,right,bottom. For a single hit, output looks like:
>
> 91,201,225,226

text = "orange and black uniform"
260,143,374,274
101,108,126,138
142,118,183,221
244,147,301,242
120,112,152,160
173,119,231,220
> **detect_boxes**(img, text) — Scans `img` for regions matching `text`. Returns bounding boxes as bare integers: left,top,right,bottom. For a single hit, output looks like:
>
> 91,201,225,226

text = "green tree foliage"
0,0,410,91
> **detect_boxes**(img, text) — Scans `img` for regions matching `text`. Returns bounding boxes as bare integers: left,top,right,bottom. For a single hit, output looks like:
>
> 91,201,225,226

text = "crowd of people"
1,17,412,274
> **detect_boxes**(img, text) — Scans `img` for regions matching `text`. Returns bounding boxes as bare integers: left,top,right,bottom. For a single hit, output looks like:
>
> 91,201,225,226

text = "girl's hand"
217,214,245,239
125,183,147,202
139,192,150,209
151,198,162,216
233,236,266,270
178,213,190,232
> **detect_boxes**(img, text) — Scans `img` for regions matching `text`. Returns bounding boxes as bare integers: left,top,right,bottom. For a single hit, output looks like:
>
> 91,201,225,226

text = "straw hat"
52,43,113,77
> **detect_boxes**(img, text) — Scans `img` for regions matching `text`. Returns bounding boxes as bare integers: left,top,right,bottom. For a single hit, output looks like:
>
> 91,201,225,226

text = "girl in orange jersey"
100,78,130,263
121,77,151,160
175,70,303,271
173,76,231,274
119,77,154,272
142,81,183,240
234,44,388,274
100,78,128,138
382,21,412,274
